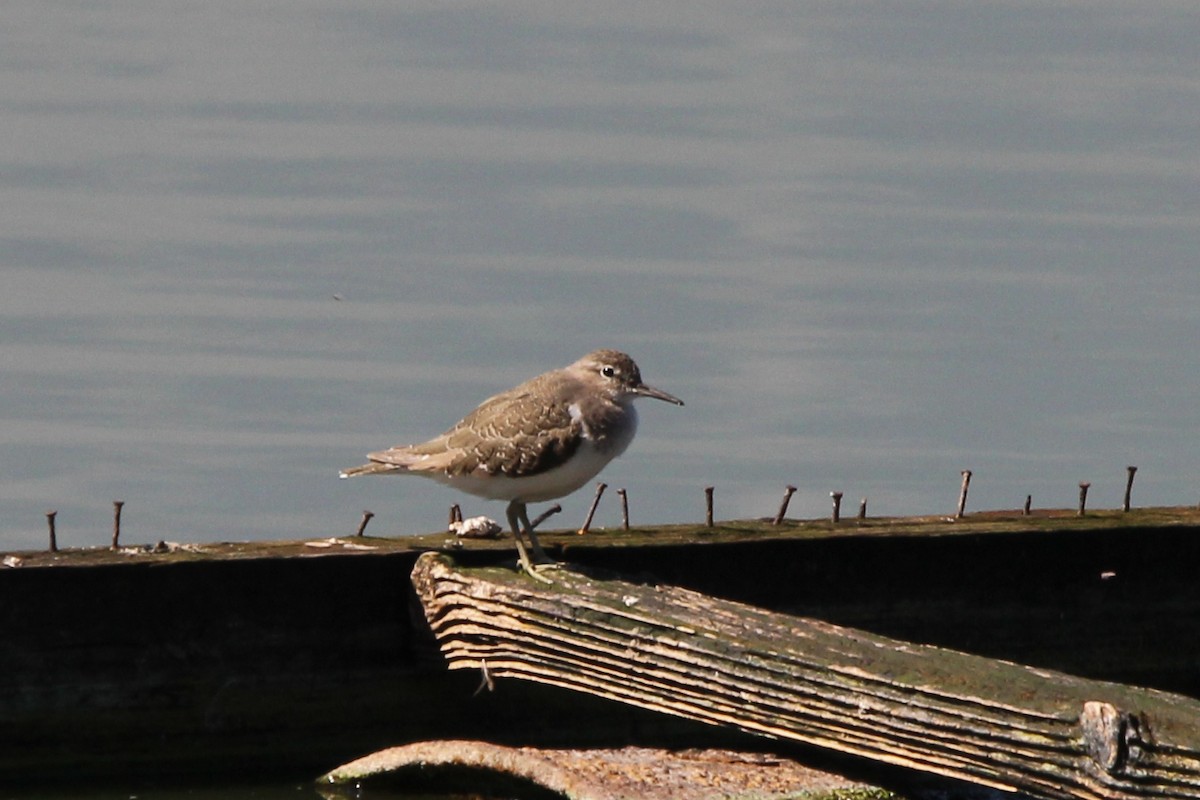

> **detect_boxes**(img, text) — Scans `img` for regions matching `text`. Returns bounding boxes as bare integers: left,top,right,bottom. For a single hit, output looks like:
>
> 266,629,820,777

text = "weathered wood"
4,509,1199,783
320,741,876,800
412,552,1200,800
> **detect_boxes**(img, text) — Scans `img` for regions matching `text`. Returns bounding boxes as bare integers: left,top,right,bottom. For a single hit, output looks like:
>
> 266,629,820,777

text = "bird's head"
574,349,684,407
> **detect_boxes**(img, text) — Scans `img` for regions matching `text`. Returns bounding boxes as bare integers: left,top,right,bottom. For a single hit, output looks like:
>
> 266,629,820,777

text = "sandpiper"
340,349,683,580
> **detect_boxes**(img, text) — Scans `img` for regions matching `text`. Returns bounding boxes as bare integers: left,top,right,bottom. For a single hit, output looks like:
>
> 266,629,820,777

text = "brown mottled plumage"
340,350,683,580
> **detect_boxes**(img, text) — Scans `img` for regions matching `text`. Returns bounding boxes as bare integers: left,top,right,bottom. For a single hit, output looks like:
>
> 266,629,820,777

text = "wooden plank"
3,510,1198,782
320,741,879,800
412,552,1200,800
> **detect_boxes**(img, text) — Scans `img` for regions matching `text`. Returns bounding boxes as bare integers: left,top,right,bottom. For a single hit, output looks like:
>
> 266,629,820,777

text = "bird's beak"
635,383,684,406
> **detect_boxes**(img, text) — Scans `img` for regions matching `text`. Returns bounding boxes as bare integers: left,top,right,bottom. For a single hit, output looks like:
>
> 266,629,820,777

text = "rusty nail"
355,510,375,537
956,470,973,519
530,504,562,530
111,501,124,550
1123,466,1137,513
772,485,797,525
578,482,607,535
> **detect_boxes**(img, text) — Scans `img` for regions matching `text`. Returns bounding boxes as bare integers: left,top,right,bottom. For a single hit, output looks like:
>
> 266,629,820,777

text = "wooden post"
1123,466,1138,512
616,488,629,531
46,511,57,553
704,487,714,527
1078,482,1091,517
830,491,843,523
1024,495,1032,516
772,485,797,525
956,470,972,518
858,497,867,520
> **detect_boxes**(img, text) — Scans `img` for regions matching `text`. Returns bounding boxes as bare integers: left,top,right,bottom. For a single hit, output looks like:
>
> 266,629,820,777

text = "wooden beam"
412,553,1200,800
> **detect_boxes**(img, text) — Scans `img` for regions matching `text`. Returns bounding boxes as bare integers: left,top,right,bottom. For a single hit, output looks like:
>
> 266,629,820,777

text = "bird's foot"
517,555,557,584
510,508,560,583
513,538,557,583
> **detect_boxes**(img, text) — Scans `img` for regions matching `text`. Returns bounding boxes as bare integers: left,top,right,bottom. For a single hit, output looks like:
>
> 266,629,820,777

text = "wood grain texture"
412,553,1200,800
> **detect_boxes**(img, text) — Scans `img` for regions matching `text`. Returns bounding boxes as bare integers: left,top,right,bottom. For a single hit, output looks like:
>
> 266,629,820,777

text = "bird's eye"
601,366,616,378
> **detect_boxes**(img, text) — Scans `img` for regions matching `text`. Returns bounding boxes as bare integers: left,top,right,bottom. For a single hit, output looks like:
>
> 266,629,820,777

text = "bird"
340,349,684,581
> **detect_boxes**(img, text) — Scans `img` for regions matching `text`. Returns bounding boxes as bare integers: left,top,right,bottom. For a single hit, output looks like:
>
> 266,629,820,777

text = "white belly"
424,407,638,504
425,438,620,503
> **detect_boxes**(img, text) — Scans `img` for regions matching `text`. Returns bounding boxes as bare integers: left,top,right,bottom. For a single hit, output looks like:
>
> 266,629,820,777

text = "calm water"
4,3,1200,553
7,1,1199,795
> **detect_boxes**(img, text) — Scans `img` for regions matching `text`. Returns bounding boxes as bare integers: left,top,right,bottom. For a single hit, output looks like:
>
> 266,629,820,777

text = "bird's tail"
339,461,403,479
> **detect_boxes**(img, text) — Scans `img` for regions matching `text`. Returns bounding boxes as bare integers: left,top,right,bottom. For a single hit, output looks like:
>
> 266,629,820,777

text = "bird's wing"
369,380,584,479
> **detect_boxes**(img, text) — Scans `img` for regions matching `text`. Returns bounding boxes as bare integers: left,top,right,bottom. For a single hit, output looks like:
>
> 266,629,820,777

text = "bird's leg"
506,500,553,584
517,503,553,564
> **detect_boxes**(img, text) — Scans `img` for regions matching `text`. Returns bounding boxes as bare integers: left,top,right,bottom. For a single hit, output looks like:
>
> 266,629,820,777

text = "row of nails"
384,463,1143,539
770,464,1139,527
31,466,1146,554
955,465,1140,520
